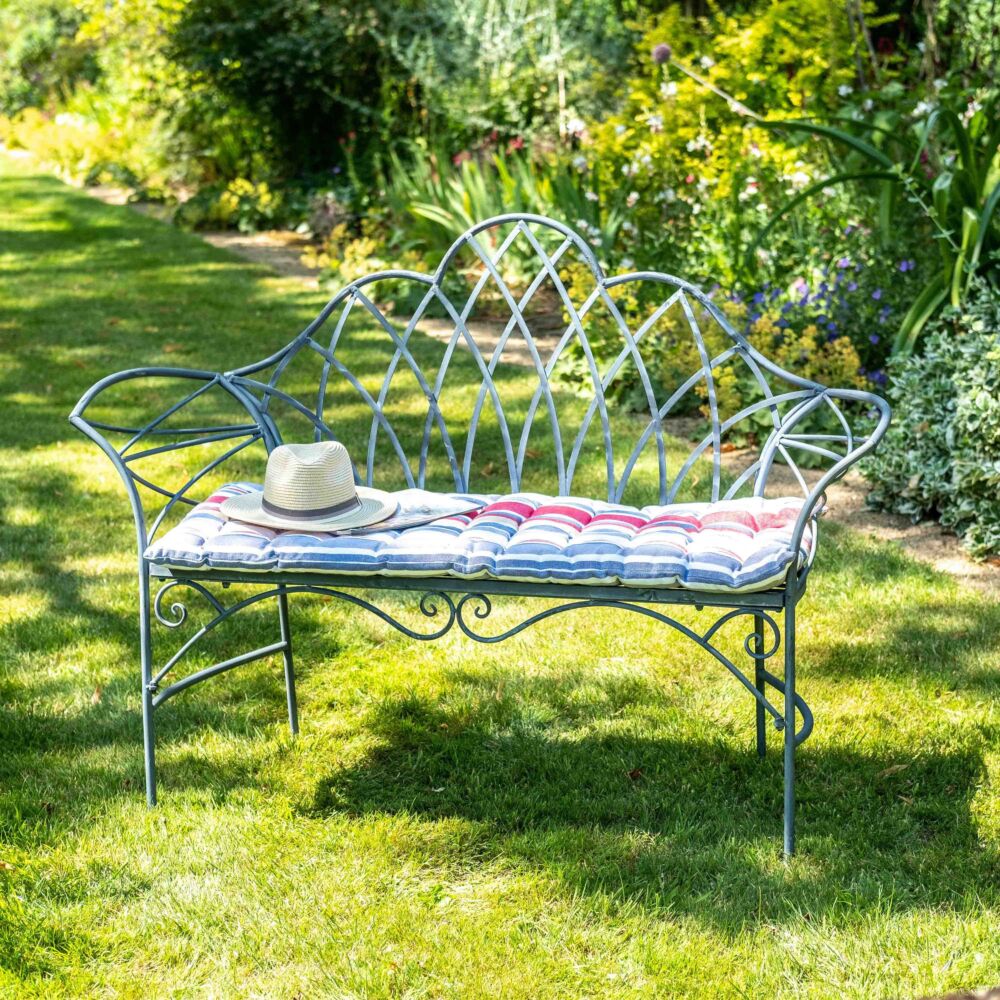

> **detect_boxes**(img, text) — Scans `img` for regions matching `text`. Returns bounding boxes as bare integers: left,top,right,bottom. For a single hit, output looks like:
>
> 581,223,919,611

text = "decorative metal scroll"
149,579,812,745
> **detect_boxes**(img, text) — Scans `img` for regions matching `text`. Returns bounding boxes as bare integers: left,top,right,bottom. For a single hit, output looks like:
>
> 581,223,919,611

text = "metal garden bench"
70,214,890,856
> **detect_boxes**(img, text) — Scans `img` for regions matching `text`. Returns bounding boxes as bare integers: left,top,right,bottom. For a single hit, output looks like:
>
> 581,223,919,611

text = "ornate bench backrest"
230,214,872,505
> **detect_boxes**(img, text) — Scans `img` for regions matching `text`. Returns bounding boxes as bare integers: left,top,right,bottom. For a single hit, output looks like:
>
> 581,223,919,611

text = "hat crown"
262,442,358,514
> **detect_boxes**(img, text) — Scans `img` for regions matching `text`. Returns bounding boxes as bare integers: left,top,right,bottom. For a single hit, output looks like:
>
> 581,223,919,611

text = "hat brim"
220,487,398,533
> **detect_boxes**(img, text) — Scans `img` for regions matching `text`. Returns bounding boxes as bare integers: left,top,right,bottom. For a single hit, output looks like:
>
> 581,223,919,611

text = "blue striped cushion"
144,484,813,593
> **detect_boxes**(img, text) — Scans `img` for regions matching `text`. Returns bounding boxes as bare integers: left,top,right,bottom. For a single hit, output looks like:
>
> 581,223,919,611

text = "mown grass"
1,158,999,998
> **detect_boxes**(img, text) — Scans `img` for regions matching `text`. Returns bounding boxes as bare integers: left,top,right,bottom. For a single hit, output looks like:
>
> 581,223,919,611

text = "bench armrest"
782,388,892,593
69,367,275,552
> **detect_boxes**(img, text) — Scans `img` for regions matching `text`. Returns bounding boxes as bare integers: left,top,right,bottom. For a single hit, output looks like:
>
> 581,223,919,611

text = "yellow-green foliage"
583,0,862,283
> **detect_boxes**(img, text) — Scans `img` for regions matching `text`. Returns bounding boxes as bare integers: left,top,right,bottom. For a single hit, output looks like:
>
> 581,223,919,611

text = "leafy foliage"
385,0,638,146
760,93,1000,354
0,0,90,115
864,285,1000,557
168,0,402,177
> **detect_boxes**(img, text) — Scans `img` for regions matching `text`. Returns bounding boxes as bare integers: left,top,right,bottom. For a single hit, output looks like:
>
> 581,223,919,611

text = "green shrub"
0,0,91,115
864,285,1000,557
175,178,288,233
382,143,624,276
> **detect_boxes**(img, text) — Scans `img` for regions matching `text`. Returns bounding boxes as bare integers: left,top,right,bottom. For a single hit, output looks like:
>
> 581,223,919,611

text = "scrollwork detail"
153,579,226,629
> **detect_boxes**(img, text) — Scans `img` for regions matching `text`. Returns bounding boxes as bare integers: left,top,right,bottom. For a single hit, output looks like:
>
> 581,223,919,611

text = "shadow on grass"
310,679,995,930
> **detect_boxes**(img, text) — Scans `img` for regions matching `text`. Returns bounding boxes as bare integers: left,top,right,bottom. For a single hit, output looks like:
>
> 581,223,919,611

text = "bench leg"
277,586,299,735
139,571,157,807
783,602,796,858
753,612,767,758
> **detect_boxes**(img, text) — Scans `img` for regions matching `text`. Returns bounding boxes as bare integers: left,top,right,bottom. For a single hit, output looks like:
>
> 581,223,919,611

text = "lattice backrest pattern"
229,214,865,504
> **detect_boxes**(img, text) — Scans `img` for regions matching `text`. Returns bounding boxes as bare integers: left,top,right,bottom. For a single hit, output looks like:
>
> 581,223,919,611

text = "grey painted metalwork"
69,213,891,857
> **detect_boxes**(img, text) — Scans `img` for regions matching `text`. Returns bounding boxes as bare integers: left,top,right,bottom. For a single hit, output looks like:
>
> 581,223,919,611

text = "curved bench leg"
783,602,796,858
277,586,299,735
139,570,157,807
753,612,767,758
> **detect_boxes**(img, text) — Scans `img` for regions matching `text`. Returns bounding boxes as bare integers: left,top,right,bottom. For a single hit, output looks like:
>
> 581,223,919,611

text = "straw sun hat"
220,441,397,532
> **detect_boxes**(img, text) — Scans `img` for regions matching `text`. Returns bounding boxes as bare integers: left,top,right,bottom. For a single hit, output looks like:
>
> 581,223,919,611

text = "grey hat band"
261,494,361,520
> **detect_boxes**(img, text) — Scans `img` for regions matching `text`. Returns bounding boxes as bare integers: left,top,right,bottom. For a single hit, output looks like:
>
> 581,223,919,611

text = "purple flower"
844,224,855,235
837,257,851,269
870,370,888,387
652,43,672,64
872,288,883,300
869,333,880,344
826,321,837,332
752,292,766,305
898,259,915,272
878,305,892,323
847,281,858,292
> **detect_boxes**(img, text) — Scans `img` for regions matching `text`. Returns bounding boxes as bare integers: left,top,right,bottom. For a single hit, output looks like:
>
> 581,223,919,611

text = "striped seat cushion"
145,484,813,593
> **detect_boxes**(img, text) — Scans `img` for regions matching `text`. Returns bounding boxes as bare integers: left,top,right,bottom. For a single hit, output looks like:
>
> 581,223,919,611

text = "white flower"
685,135,713,154
566,117,586,136
621,220,637,235
917,41,926,53
786,170,811,189
934,77,947,91
572,155,588,172
962,99,983,125
615,124,626,137
662,187,676,202
699,55,715,69
621,162,639,178
912,99,935,118
660,81,678,99
585,189,599,202
591,236,602,247
838,84,854,97
626,191,640,208
620,257,635,270
647,114,663,134
862,98,875,112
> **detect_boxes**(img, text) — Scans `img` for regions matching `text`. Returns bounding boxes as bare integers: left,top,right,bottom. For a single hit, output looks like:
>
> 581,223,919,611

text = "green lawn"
2,159,999,998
